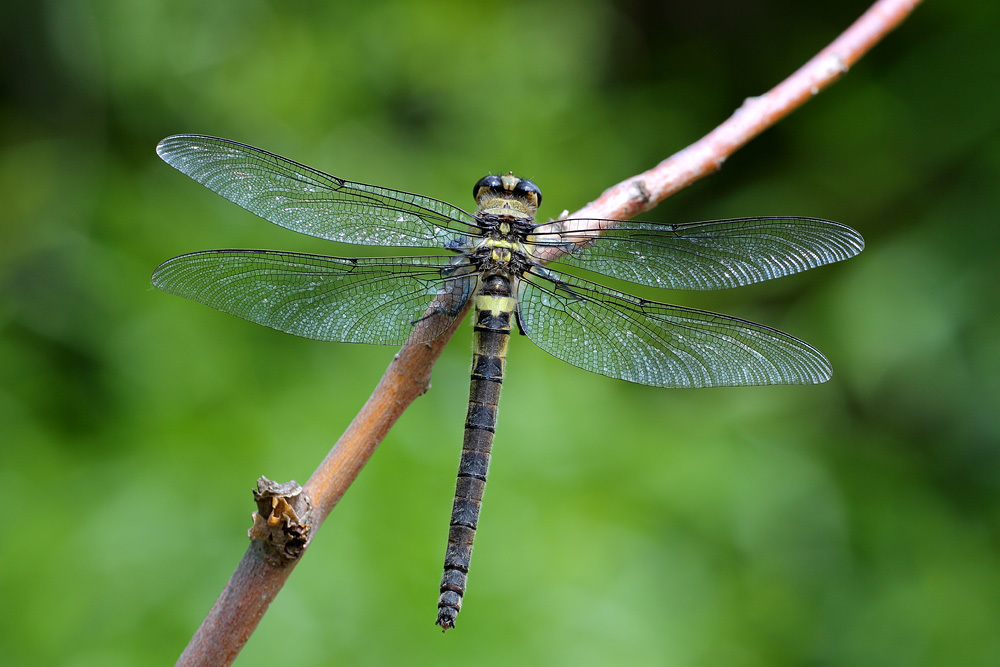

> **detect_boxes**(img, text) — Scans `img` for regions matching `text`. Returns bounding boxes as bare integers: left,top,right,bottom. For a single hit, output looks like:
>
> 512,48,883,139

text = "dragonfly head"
473,172,542,219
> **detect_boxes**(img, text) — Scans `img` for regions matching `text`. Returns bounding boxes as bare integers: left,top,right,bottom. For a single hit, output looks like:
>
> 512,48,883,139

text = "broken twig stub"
249,477,313,566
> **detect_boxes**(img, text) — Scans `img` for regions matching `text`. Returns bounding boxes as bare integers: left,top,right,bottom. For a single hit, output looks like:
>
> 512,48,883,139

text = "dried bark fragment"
249,477,313,566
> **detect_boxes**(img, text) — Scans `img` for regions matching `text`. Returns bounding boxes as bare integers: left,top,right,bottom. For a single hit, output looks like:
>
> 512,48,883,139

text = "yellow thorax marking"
482,237,517,264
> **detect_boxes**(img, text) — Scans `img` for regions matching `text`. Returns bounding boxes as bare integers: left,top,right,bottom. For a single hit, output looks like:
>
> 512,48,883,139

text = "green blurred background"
2,1,998,665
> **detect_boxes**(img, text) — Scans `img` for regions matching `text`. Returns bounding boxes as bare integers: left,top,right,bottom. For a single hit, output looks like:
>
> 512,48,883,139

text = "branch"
175,1,921,664
564,0,921,225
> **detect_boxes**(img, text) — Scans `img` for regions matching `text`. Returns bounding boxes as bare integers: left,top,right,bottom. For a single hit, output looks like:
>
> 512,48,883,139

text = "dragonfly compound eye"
473,174,503,201
513,178,542,208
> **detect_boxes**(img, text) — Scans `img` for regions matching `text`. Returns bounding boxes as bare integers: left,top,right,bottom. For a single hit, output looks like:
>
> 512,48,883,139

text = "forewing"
517,268,831,388
157,135,478,248
152,250,474,345
537,217,863,290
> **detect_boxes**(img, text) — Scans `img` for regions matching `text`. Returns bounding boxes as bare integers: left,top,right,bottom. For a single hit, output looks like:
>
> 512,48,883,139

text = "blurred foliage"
2,0,999,665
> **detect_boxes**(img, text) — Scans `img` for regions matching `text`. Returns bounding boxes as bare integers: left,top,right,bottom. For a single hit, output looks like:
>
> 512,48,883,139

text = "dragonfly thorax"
470,235,533,277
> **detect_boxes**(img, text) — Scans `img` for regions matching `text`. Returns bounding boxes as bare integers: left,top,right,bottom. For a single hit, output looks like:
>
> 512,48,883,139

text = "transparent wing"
152,250,475,344
517,267,831,388
156,135,479,249
533,217,863,290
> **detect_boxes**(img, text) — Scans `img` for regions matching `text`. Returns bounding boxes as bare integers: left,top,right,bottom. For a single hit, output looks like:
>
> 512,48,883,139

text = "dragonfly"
152,134,864,631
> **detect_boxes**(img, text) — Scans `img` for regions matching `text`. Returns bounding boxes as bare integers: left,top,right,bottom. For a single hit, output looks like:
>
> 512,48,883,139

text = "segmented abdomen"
436,277,515,631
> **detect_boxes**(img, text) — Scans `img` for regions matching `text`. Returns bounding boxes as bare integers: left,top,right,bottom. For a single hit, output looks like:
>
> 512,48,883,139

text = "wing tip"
811,367,834,385
840,224,866,259
156,135,191,166
156,134,223,164
803,353,833,385
156,134,190,156
155,136,173,161
852,231,866,256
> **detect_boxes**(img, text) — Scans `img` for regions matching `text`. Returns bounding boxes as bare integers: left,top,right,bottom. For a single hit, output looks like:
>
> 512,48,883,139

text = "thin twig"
175,1,921,664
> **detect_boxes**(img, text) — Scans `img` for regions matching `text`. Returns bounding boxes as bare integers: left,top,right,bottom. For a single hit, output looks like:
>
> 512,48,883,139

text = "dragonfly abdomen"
436,276,515,631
